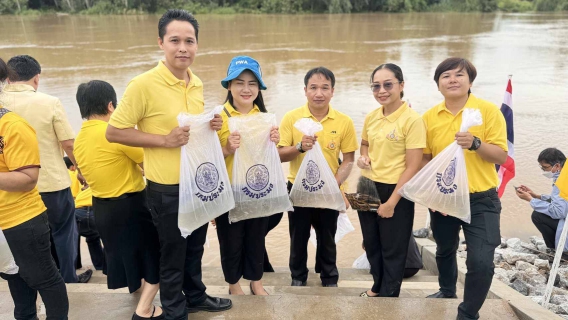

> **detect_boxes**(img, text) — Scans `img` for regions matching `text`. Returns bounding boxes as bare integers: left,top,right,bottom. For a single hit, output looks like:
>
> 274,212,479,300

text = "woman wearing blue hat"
215,56,279,296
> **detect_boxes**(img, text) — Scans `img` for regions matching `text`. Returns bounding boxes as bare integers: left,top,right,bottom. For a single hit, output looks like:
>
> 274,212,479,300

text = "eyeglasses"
370,82,400,92
539,163,557,171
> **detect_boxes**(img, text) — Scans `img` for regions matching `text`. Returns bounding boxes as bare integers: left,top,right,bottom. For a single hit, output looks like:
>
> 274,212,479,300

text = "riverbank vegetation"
1,0,567,15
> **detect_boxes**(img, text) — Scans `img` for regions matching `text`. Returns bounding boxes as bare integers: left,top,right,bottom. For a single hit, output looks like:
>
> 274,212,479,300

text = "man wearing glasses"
516,147,568,252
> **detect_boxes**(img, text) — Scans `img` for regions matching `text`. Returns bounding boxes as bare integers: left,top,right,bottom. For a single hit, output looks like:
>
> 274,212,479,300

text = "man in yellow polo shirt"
278,67,358,287
106,10,230,320
422,58,508,320
0,57,69,320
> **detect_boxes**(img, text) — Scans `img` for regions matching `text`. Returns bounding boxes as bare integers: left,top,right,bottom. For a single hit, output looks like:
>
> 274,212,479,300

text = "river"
1,12,568,268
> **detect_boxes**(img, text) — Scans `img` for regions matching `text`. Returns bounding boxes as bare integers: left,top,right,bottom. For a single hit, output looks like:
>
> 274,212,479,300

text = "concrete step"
0,291,517,320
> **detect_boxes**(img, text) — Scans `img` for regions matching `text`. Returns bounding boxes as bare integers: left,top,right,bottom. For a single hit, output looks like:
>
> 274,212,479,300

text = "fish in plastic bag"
398,108,483,223
352,252,371,270
290,118,346,212
228,113,292,223
309,212,355,247
177,106,235,237
0,229,18,275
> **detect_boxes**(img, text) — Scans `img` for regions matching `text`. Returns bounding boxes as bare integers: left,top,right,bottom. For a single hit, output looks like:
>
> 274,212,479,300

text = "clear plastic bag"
352,252,371,270
398,108,483,223
290,118,346,211
0,229,18,275
228,113,292,223
177,106,235,237
309,212,355,247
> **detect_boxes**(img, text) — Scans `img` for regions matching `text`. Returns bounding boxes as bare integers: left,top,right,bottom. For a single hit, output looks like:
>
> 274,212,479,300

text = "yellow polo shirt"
74,120,145,198
423,94,508,193
109,61,205,185
69,170,81,198
278,104,358,184
218,101,261,181
362,102,427,184
0,108,46,230
1,84,75,193
74,187,92,208
557,167,568,201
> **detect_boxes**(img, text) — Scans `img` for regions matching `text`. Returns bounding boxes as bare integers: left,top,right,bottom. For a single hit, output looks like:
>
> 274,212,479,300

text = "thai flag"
496,78,515,198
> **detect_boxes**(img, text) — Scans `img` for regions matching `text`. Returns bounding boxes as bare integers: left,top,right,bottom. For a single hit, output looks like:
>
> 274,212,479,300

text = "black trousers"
358,182,415,297
75,207,106,271
0,212,69,320
531,210,558,249
216,212,269,284
264,212,283,272
430,189,501,320
40,188,78,283
146,180,208,320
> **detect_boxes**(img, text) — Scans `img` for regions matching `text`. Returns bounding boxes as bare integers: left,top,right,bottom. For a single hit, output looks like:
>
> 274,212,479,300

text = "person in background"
278,67,358,288
422,57,508,320
2,55,91,284
0,56,69,320
74,185,106,271
105,10,231,318
74,80,163,319
64,156,82,198
516,148,568,252
356,63,426,297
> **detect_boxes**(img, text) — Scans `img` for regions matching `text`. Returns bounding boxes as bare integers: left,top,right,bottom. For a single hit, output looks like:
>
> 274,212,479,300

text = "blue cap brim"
221,67,267,90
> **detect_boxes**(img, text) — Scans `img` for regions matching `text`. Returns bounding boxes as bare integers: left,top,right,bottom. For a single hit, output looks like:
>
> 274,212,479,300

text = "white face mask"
542,171,555,179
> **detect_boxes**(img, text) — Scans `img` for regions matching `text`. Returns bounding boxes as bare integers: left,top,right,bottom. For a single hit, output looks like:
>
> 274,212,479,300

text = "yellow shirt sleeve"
277,112,294,148
109,79,147,129
118,144,145,164
483,106,508,152
422,112,432,155
5,120,41,171
53,99,75,141
341,118,358,153
557,167,568,201
405,117,427,149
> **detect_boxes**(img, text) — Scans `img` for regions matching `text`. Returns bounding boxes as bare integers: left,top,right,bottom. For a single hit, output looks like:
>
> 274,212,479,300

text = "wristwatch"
469,136,481,151
296,142,305,153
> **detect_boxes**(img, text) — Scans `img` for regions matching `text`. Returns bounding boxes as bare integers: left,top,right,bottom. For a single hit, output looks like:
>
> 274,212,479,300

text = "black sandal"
132,306,164,320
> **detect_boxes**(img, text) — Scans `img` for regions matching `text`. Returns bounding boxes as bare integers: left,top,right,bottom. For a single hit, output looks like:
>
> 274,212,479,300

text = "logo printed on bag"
436,158,458,194
302,160,325,192
242,164,273,198
195,162,225,202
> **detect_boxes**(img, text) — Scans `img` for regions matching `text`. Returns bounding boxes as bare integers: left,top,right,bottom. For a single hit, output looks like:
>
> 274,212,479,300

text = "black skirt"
93,190,160,293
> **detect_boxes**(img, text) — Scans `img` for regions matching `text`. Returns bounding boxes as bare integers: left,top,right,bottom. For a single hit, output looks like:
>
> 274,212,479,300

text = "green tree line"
1,0,567,15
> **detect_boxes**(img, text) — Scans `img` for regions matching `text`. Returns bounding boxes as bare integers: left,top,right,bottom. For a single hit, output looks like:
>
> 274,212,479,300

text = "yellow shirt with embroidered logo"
75,120,145,198
362,102,426,184
109,61,205,185
217,101,261,181
0,108,46,230
278,104,358,184
422,94,508,193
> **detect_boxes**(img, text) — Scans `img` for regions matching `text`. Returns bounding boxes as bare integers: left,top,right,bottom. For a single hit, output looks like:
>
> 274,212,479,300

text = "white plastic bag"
310,212,355,247
177,106,235,237
290,118,346,212
398,108,483,223
228,113,292,223
0,229,18,275
352,252,371,270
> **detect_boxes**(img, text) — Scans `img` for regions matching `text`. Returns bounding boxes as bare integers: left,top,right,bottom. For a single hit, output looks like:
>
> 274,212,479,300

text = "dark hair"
63,156,73,169
304,67,335,88
434,58,477,94
538,148,566,167
7,55,41,82
76,80,117,119
0,58,10,83
158,9,199,42
370,63,405,99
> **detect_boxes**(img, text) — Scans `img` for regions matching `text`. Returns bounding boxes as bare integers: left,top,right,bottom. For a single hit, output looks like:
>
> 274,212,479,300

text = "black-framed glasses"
370,82,400,92
539,163,556,171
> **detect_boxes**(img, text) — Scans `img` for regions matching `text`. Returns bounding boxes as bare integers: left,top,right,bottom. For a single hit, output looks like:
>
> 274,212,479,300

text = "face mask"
542,171,554,179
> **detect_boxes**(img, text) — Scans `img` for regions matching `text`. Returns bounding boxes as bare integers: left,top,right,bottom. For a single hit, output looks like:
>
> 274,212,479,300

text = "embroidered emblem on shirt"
386,129,398,141
327,139,337,150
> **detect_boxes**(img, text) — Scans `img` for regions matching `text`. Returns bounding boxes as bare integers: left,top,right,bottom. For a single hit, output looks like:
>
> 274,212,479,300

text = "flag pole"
543,219,568,308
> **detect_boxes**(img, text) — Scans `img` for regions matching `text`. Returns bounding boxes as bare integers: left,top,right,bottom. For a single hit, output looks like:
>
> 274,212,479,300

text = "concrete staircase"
1,265,519,320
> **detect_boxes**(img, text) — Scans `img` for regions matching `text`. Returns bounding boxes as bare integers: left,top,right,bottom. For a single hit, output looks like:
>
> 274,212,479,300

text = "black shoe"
291,279,307,286
186,295,232,313
77,269,93,283
426,291,457,299
132,306,164,320
323,284,338,287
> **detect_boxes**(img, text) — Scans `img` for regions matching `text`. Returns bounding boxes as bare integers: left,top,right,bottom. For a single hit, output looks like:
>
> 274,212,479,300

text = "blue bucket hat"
221,56,267,90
